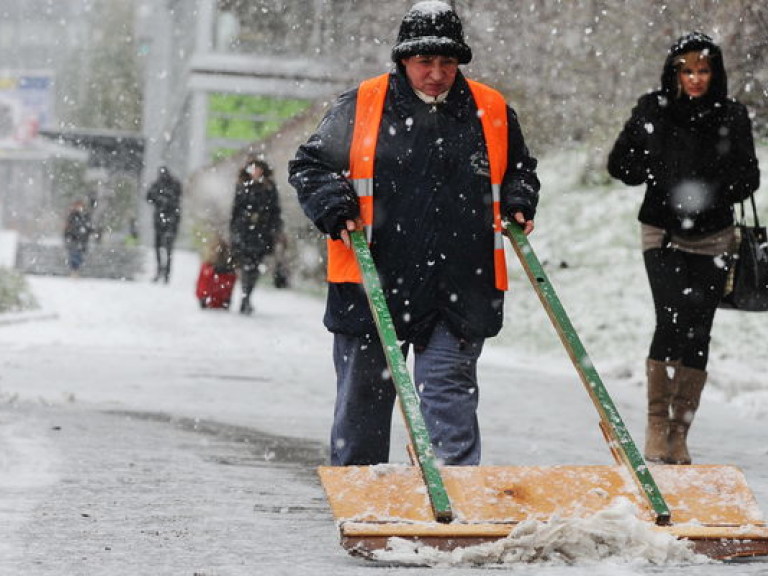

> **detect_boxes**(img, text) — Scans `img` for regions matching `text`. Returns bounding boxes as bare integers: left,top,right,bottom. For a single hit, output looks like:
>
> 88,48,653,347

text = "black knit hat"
391,1,472,64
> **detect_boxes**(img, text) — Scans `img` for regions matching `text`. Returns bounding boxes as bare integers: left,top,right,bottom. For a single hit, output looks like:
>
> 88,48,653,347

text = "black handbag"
720,194,768,311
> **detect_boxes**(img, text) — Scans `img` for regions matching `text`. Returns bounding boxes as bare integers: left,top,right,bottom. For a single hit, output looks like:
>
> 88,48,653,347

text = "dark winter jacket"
289,68,540,343
146,169,182,235
64,208,92,252
229,176,283,267
608,33,760,236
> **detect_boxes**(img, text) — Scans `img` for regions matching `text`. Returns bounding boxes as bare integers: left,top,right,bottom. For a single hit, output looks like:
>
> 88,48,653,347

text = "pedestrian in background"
196,233,237,310
229,158,283,315
63,199,93,276
608,32,760,465
289,1,540,466
146,166,183,284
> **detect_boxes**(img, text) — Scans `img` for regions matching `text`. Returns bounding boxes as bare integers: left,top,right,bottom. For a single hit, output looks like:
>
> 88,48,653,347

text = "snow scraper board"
317,227,768,561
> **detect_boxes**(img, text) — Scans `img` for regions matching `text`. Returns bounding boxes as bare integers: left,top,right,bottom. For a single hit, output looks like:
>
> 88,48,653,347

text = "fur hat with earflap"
391,1,472,64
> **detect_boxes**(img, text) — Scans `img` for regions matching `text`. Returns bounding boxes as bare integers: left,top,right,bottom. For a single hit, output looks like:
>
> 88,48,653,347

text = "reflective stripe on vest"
467,78,509,291
327,73,509,291
325,73,388,284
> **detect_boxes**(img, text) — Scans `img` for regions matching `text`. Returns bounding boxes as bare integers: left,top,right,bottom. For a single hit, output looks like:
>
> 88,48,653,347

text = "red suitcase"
196,262,236,309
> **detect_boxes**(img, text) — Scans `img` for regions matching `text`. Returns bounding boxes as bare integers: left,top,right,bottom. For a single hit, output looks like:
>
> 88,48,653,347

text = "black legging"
643,247,727,370
154,228,177,281
235,246,270,300
239,262,262,298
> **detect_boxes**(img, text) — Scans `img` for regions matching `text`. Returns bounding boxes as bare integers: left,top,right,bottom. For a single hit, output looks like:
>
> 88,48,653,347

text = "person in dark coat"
608,32,760,465
229,158,283,315
146,166,182,283
289,1,540,466
63,199,92,275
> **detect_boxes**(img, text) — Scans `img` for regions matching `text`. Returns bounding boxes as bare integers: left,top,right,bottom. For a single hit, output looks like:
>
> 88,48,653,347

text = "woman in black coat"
229,158,283,315
63,199,93,275
608,32,760,465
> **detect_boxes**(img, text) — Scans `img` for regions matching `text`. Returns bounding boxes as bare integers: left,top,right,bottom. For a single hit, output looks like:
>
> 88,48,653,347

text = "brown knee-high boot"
667,366,707,465
644,358,676,463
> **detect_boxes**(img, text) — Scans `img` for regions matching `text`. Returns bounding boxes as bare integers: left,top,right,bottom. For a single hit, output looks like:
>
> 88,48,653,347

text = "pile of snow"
372,499,708,567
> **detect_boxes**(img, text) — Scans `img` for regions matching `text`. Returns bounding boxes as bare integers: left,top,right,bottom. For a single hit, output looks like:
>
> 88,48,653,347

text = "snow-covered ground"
0,149,766,574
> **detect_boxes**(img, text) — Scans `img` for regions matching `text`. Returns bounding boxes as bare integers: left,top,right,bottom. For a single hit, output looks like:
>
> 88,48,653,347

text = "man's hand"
512,211,535,235
339,218,364,248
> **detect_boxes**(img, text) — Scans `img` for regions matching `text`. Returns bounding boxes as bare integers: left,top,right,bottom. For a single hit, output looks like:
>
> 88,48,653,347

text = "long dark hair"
660,32,727,103
238,157,274,184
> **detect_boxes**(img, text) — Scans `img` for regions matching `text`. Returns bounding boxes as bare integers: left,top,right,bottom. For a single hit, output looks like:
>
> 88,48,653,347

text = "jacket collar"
389,67,473,121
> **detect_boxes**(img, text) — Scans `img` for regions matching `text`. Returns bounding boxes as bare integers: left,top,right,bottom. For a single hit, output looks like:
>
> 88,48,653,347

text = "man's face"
401,55,459,97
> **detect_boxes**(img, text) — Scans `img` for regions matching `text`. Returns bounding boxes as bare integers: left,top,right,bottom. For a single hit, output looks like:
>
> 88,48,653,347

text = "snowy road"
0,404,335,574
0,250,767,575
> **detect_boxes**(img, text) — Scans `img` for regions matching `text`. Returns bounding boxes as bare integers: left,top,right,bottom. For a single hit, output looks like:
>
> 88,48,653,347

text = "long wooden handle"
504,223,671,525
350,230,453,522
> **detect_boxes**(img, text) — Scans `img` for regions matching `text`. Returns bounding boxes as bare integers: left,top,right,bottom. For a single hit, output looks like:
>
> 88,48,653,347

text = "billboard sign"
0,71,55,147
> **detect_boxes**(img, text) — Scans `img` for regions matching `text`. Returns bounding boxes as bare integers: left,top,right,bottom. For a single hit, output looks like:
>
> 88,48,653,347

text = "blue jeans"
67,248,85,271
331,320,484,466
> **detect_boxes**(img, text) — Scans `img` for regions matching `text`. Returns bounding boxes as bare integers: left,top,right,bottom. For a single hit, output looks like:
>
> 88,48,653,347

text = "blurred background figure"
146,166,183,283
196,233,237,310
271,230,291,289
229,158,283,315
63,199,93,277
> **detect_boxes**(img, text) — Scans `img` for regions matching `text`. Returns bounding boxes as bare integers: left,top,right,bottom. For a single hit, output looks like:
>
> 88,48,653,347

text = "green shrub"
0,268,38,313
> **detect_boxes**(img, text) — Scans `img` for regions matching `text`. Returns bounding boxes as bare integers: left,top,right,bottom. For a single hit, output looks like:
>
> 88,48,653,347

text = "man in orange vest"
289,1,540,466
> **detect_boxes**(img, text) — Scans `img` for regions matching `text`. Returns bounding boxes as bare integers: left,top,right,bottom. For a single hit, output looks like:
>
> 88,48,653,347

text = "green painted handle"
350,230,453,522
504,223,671,525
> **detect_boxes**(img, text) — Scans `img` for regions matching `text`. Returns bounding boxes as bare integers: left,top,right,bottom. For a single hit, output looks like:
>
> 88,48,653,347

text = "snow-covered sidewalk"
0,249,766,574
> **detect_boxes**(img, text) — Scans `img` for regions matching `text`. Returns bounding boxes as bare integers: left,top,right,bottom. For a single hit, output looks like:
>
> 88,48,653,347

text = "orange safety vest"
327,73,509,291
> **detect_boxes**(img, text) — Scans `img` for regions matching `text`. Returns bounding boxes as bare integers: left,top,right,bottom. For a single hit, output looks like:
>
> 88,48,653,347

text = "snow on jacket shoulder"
608,93,665,187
